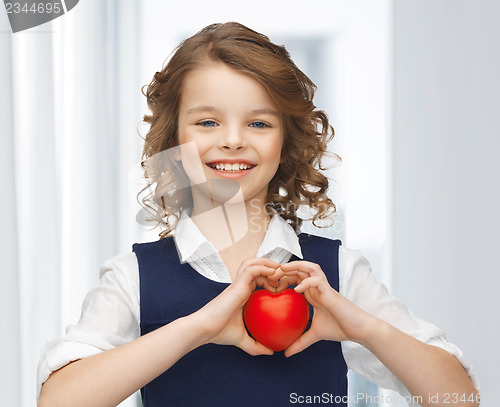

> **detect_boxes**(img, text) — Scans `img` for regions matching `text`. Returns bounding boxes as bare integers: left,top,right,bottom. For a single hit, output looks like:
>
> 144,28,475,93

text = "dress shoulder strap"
295,233,342,291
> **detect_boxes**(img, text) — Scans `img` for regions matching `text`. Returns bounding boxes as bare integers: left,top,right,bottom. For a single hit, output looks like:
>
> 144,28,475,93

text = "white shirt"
37,214,480,399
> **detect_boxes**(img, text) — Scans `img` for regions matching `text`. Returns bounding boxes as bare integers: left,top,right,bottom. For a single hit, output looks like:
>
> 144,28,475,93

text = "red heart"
243,288,309,352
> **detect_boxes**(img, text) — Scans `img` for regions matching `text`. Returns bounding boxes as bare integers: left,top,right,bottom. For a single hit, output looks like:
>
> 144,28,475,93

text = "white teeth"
210,162,254,171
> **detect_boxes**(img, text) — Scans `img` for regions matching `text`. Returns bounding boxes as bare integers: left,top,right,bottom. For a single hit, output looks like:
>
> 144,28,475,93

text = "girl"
37,23,479,407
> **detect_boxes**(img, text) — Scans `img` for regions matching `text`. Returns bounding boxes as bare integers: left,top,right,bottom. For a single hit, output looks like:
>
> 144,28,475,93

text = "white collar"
255,213,303,258
173,210,303,262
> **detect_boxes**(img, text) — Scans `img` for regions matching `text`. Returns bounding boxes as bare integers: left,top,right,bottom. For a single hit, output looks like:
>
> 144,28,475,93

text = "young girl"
37,22,479,407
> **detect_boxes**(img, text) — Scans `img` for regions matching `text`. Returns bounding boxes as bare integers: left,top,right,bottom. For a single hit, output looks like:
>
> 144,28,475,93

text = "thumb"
284,330,319,358
238,334,274,356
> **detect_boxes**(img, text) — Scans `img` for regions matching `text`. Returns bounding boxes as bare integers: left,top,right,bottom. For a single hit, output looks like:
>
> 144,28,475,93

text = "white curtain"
0,1,142,405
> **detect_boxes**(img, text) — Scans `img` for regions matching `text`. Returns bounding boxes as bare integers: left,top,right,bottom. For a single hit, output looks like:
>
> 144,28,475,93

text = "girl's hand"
195,258,284,356
277,261,380,357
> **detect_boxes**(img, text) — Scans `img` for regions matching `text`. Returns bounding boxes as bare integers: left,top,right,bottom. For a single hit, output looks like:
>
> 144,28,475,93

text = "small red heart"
243,288,309,352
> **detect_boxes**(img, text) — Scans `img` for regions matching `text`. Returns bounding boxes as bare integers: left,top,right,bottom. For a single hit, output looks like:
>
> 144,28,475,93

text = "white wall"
391,1,500,404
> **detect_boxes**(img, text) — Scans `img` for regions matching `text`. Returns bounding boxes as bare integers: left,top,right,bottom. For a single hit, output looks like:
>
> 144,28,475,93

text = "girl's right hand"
193,258,283,356
38,259,283,407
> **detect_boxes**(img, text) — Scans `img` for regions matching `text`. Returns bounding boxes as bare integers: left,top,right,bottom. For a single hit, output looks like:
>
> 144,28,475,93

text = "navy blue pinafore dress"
133,233,348,406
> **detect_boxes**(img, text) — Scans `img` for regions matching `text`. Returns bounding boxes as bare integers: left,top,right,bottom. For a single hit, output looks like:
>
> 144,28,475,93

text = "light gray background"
392,1,499,405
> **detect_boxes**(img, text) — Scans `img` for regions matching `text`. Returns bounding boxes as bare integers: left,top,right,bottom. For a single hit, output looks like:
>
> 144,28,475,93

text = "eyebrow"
187,106,221,115
186,105,280,117
249,108,281,117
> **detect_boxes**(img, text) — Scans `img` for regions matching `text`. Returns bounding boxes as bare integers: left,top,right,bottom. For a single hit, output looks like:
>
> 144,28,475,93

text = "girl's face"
177,62,283,207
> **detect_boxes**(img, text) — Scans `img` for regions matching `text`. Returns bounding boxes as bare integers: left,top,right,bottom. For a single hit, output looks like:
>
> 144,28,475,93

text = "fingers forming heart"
253,266,287,292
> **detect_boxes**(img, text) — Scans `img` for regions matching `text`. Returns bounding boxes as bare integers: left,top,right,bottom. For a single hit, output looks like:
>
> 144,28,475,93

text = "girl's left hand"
277,261,381,357
195,258,284,356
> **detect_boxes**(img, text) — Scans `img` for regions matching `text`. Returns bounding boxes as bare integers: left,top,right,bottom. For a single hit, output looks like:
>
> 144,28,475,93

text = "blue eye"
197,120,218,127
249,121,270,128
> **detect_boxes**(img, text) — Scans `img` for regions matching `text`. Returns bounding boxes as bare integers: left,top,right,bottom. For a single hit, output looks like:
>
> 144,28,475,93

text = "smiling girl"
37,23,479,407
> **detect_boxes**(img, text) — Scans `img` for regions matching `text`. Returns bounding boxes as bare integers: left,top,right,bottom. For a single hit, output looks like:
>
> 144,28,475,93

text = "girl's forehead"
180,62,279,112
184,61,246,83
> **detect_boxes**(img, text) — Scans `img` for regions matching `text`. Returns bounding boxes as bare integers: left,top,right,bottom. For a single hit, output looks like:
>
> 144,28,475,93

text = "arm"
278,261,480,407
362,320,479,406
38,258,280,407
38,313,206,407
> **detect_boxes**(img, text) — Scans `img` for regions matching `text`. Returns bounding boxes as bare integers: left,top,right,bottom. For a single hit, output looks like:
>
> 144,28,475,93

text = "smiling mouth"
206,162,257,172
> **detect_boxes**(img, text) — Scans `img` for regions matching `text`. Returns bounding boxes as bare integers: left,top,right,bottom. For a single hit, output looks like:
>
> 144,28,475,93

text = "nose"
218,126,247,151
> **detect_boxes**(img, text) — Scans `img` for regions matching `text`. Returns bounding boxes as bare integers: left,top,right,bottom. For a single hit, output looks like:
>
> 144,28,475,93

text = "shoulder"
296,233,369,278
132,237,174,249
338,246,371,274
95,252,141,311
99,252,139,284
296,233,342,261
132,237,176,257
337,245,374,297
100,252,138,271
297,232,341,248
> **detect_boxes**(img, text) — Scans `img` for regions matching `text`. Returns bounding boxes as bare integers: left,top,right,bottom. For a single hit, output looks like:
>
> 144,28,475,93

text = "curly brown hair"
139,22,339,238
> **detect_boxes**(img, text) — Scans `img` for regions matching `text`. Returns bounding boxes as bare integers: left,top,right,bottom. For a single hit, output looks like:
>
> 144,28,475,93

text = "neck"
190,194,271,254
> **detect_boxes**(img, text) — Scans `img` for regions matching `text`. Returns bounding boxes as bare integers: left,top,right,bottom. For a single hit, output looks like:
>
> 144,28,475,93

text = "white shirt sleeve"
36,252,141,399
338,246,480,394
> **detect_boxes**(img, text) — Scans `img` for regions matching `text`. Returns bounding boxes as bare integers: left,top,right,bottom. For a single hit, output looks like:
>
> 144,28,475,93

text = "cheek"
179,126,210,151
179,141,207,185
178,127,209,158
177,124,191,145
263,136,284,165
